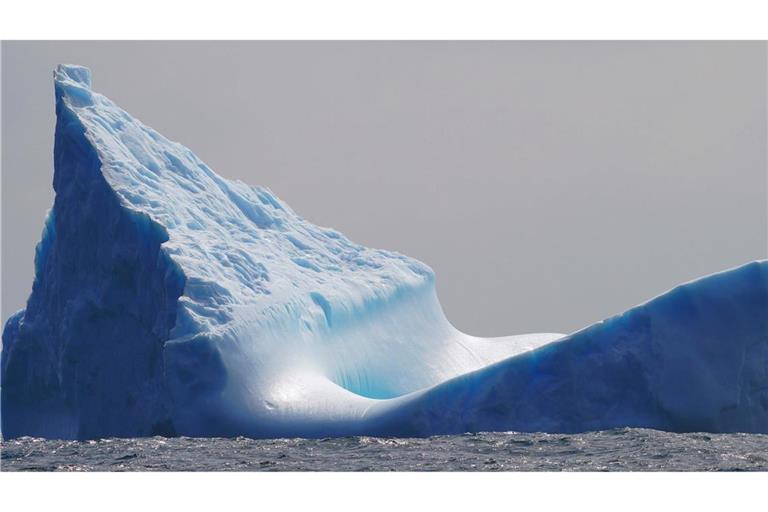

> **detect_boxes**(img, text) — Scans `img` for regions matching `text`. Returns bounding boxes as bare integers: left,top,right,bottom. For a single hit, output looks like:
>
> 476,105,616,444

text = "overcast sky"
2,41,766,335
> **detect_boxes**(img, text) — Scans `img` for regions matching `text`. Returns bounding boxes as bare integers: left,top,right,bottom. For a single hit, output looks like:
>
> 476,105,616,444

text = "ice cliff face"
2,65,767,439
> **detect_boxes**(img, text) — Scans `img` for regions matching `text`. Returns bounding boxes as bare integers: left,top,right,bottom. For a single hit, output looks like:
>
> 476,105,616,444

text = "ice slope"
2,65,767,439
368,261,768,436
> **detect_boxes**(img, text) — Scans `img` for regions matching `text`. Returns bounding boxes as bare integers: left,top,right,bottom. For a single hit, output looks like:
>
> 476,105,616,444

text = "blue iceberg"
2,65,767,440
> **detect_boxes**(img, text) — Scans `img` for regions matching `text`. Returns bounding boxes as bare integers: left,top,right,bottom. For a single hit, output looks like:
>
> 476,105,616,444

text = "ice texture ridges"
2,65,767,439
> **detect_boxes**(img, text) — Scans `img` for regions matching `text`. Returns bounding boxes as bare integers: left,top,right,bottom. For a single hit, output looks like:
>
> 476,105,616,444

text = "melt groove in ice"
2,65,767,439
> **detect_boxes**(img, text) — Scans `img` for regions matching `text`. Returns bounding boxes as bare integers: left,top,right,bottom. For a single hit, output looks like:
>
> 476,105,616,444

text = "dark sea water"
2,428,767,471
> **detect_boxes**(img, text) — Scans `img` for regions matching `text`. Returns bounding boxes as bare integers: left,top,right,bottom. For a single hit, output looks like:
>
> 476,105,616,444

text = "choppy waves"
3,429,767,471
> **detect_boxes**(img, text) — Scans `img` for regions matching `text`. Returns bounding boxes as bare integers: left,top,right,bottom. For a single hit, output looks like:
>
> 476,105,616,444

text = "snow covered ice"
2,65,767,440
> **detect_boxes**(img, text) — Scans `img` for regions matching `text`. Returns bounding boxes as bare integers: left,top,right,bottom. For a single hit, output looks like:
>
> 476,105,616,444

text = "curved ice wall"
2,65,767,439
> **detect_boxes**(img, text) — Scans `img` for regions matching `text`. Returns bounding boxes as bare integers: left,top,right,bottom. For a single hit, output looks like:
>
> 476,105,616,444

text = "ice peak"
54,64,92,89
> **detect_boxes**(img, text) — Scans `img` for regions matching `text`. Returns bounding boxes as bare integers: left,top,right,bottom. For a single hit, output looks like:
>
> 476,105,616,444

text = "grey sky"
2,41,766,336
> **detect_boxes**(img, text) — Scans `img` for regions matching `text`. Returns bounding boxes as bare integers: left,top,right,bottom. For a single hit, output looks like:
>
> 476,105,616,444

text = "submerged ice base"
2,65,767,439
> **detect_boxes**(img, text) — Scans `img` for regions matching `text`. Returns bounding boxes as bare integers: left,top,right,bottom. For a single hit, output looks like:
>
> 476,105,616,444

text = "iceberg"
2,65,767,440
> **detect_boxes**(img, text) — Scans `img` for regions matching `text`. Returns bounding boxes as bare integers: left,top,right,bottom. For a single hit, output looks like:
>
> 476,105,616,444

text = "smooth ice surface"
2,65,767,439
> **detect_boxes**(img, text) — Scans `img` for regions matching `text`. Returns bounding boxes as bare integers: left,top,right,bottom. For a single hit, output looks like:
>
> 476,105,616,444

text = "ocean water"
2,428,767,471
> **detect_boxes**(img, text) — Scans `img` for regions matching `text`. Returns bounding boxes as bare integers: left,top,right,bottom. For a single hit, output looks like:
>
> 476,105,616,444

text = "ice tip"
54,64,92,89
